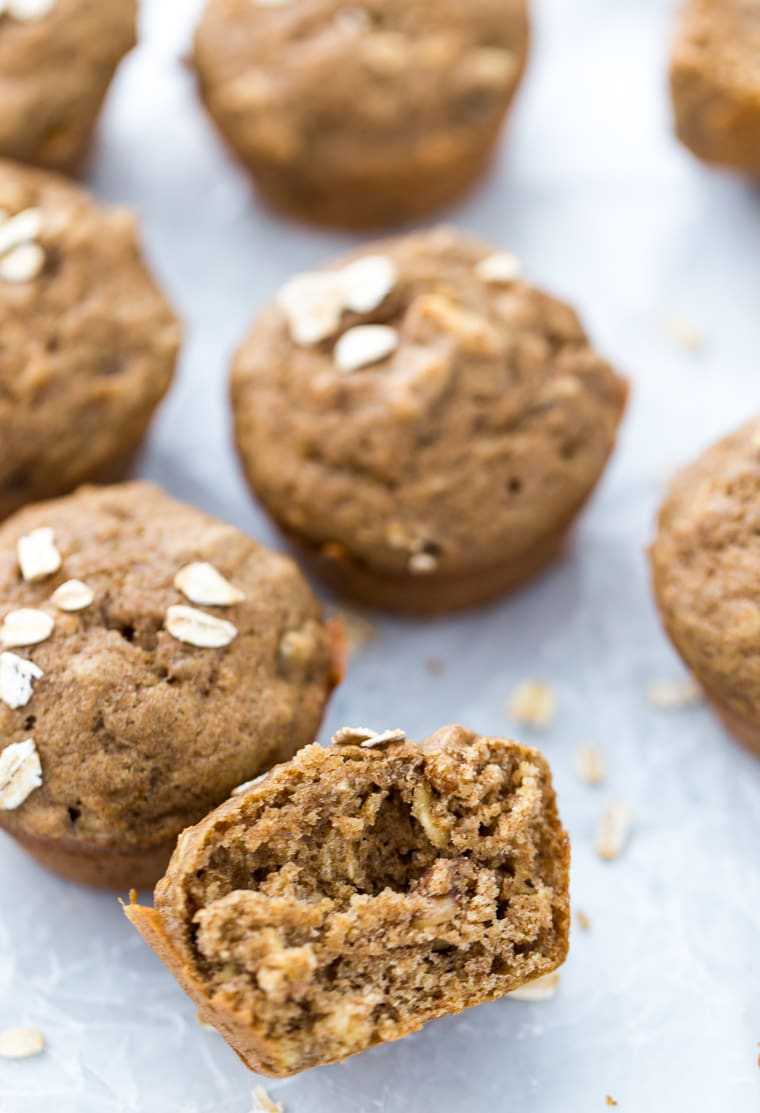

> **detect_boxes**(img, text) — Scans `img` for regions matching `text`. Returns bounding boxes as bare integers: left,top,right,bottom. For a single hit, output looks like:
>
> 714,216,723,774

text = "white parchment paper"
2,1,760,1109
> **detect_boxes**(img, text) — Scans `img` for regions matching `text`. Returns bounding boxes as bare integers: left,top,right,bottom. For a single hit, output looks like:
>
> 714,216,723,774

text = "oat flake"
50,579,94,612
174,562,245,607
1,608,54,648
165,605,238,648
232,772,269,795
575,742,606,786
17,527,61,582
0,241,45,283
0,738,42,809
508,680,555,728
0,207,42,256
251,1086,283,1113
334,324,398,372
0,1025,45,1059
341,254,397,313
0,651,43,710
475,251,522,284
595,800,634,861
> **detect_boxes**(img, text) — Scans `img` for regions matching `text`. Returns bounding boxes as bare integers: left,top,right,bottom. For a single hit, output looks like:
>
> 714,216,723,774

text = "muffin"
193,0,530,229
125,723,570,1077
670,0,760,177
0,0,136,174
231,227,628,615
0,160,180,520
0,482,342,888
651,419,760,758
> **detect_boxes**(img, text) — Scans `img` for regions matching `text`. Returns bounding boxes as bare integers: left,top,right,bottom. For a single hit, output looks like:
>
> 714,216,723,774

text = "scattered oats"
332,726,378,746
0,652,43,710
507,971,560,1002
231,772,269,796
334,324,398,372
17,527,61,582
508,680,555,728
595,800,634,862
475,251,522,284
174,562,245,607
341,254,397,313
0,738,42,809
0,241,45,283
277,270,346,345
576,909,592,932
663,312,704,353
1,608,54,648
647,677,703,710
165,605,238,649
195,1011,217,1032
251,1086,283,1113
408,551,438,575
360,727,406,748
0,207,42,255
50,579,94,612
0,1026,45,1059
575,742,606,786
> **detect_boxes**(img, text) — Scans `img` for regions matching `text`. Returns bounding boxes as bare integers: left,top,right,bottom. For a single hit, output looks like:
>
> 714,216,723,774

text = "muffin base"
246,119,507,231
8,828,175,891
288,522,569,616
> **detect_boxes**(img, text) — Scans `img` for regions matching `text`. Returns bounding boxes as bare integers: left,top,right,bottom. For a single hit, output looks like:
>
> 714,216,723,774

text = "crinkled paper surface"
2,0,760,1109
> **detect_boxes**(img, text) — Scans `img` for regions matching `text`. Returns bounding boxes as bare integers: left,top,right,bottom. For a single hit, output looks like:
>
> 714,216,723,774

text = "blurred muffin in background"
194,0,530,229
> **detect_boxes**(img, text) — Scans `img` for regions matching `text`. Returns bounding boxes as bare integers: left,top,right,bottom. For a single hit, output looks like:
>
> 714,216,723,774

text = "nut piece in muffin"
125,724,570,1077
651,418,760,758
231,227,628,615
0,0,136,174
0,160,180,520
193,0,530,229
670,0,760,177
0,482,342,888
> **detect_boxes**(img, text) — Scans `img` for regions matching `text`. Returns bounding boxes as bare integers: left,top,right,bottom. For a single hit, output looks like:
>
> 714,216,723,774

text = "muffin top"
194,0,529,169
0,160,180,519
232,227,627,579
0,0,136,173
0,482,339,850
651,418,760,706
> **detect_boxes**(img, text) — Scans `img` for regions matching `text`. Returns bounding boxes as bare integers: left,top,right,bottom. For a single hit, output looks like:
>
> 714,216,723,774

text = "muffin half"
0,482,342,887
194,0,530,229
231,227,628,614
125,724,570,1077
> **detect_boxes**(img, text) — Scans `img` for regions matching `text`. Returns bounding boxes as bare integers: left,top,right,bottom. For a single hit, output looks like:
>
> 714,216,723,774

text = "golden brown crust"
13,828,174,890
0,0,137,174
193,0,529,229
650,417,760,753
232,227,628,614
126,726,570,1077
670,0,760,176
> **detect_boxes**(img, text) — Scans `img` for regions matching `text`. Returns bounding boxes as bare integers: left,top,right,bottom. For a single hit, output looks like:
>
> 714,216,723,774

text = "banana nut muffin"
193,0,530,229
0,0,136,174
231,227,628,615
125,723,571,1077
0,159,180,520
651,418,760,758
670,0,760,177
0,482,342,888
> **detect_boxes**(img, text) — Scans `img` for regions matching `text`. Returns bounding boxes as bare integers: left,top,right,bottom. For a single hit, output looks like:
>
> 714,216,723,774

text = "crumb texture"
651,418,760,720
0,482,336,854
151,726,570,1076
0,160,180,520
